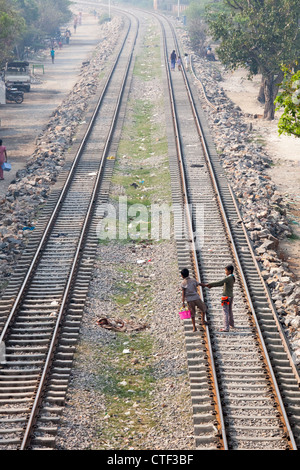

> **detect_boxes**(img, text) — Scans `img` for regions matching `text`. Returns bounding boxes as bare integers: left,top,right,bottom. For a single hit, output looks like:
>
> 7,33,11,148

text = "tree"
206,0,300,120
34,0,72,36
186,2,209,56
13,0,39,25
11,0,39,56
275,68,300,137
0,0,25,64
0,0,72,61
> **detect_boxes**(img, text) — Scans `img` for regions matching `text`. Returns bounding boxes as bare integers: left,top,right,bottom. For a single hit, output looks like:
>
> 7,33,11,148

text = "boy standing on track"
204,264,235,332
181,268,208,332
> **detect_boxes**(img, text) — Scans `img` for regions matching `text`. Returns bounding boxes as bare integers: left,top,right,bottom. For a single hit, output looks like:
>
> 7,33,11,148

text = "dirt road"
0,11,102,199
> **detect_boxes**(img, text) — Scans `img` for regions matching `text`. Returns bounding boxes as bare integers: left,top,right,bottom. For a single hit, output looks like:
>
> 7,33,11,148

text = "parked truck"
3,61,31,92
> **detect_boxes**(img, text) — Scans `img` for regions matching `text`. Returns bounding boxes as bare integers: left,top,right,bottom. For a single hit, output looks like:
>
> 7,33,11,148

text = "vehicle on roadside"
0,80,5,105
3,61,31,92
5,86,24,104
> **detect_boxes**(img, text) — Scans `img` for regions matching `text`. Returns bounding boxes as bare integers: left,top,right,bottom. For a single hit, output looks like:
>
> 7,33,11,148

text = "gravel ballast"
56,17,195,450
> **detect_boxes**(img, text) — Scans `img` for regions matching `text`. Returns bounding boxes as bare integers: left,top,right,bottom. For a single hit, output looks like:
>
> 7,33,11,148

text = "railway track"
0,3,300,451
0,11,139,450
155,13,300,450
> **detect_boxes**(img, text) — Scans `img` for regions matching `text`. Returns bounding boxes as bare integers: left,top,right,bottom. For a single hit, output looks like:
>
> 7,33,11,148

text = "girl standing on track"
204,264,235,332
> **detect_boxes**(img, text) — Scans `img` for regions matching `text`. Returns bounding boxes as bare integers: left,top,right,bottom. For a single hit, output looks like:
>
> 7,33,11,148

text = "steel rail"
21,36,138,452
228,184,300,385
0,18,133,351
21,16,139,450
0,13,139,450
157,13,228,450
60,4,300,449
164,16,298,450
189,54,218,113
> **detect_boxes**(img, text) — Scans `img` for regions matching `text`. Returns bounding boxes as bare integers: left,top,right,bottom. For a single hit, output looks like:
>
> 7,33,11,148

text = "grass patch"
92,20,173,449
113,265,153,313
133,26,161,81
254,136,267,146
94,331,156,449
287,232,300,241
105,91,170,242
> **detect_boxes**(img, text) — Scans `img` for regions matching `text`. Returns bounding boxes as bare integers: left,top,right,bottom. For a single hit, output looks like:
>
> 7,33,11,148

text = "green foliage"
34,0,72,36
205,0,300,119
185,1,211,55
0,0,26,63
206,0,300,77
13,0,39,24
98,13,111,24
0,0,72,62
275,68,300,138
120,0,153,8
186,1,207,18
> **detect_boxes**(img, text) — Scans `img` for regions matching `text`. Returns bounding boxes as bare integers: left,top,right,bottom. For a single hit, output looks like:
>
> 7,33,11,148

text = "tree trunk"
263,74,275,120
263,71,284,120
257,76,265,103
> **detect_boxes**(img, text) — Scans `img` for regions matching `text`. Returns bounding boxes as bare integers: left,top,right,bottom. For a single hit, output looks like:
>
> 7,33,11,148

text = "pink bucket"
179,309,191,320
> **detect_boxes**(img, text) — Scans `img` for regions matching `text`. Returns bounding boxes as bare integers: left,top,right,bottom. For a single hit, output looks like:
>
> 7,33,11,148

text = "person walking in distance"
50,48,55,63
181,268,208,332
65,29,71,44
184,53,190,71
74,16,78,33
0,140,8,181
170,50,177,71
204,264,235,332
